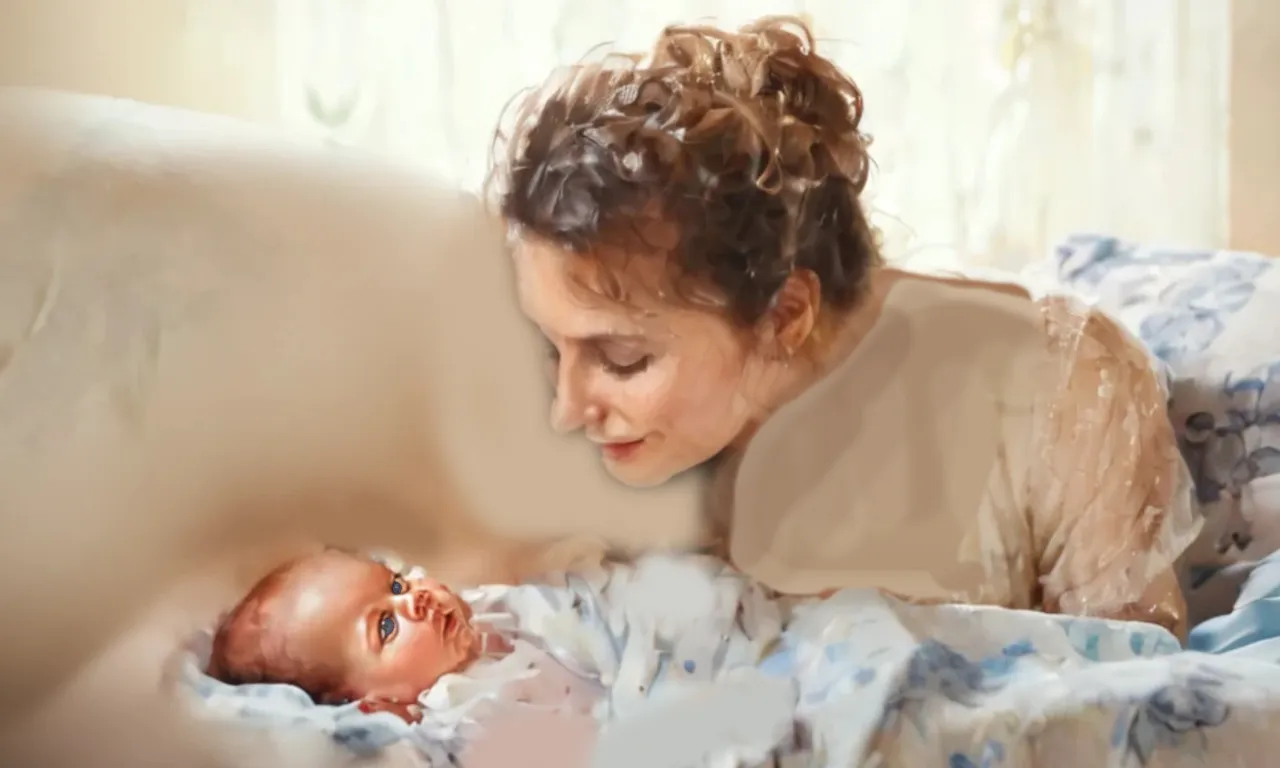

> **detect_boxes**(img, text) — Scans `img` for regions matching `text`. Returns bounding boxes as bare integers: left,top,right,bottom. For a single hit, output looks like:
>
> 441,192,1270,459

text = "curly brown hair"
488,16,881,329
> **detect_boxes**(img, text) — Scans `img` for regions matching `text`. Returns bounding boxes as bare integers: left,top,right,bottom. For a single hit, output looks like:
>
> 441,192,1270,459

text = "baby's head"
208,549,479,705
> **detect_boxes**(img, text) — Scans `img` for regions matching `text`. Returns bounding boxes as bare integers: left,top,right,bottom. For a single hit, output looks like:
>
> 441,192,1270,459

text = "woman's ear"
766,270,821,357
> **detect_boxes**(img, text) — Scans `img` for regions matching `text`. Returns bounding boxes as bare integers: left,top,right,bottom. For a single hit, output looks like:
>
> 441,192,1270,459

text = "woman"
487,17,1201,636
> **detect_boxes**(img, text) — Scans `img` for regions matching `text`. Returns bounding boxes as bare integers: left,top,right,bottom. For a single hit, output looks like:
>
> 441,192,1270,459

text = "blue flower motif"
949,739,1006,768
795,640,871,707
880,640,1007,736
1055,235,1270,367
1128,631,1181,658
1056,235,1223,293
1137,260,1269,367
1114,667,1232,765
977,639,1036,677
1062,620,1106,661
1178,362,1280,555
901,640,992,704
1055,235,1278,560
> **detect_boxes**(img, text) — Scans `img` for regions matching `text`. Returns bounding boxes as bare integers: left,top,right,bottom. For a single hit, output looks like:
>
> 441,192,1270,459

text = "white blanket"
178,555,1280,767
177,555,788,765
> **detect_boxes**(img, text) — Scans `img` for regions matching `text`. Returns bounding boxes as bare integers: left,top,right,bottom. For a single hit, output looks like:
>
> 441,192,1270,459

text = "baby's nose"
404,589,433,621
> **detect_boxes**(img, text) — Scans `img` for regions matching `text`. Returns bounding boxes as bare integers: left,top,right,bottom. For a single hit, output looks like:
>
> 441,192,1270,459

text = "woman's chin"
603,456,678,489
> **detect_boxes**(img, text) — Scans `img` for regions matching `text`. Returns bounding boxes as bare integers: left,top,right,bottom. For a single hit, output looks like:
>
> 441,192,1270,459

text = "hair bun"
491,15,881,327
652,17,868,192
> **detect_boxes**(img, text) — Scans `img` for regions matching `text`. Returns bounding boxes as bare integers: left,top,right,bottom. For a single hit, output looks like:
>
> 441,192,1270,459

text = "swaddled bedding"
175,554,793,766
610,590,1280,767
178,551,1280,768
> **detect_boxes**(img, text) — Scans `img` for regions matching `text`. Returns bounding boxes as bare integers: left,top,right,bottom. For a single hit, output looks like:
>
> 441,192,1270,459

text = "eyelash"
380,575,408,643
545,344,653,379
602,356,652,378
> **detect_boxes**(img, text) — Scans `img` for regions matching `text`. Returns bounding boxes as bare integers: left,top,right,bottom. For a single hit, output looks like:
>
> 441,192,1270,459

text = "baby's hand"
358,697,424,724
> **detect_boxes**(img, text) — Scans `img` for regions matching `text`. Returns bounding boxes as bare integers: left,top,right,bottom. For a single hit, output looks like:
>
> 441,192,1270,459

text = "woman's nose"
550,369,595,434
550,394,584,434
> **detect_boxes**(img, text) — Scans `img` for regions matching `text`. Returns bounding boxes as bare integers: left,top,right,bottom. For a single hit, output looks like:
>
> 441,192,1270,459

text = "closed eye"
602,354,652,377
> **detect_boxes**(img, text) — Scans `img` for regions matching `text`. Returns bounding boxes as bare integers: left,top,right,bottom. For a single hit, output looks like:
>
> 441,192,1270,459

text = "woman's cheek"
668,367,735,429
617,369,676,427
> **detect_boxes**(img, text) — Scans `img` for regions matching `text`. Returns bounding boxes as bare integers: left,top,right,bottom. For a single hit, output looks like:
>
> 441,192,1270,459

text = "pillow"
1045,234,1280,612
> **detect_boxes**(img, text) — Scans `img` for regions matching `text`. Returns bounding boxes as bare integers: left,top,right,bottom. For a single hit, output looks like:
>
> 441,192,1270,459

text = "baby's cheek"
370,650,438,700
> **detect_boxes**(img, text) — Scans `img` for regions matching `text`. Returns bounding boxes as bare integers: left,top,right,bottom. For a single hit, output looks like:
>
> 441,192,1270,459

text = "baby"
206,548,605,725
205,548,785,734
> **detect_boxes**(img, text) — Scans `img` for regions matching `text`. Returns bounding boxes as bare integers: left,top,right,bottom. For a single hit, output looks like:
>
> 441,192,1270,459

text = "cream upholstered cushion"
0,89,700,762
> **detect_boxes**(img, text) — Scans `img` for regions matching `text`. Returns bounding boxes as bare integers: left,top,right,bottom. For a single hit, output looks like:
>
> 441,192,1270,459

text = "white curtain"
273,0,1229,271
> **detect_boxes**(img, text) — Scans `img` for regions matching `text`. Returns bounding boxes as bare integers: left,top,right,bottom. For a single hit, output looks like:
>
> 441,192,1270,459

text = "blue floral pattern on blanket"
177,573,1280,767
1117,666,1234,765
778,590,1280,768
1049,235,1280,579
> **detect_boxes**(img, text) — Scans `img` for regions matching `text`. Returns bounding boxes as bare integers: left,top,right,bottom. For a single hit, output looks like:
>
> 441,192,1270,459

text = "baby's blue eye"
379,613,397,641
391,577,405,595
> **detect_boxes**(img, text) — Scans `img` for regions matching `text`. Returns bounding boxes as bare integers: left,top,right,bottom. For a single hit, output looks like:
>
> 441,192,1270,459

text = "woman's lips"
601,439,644,461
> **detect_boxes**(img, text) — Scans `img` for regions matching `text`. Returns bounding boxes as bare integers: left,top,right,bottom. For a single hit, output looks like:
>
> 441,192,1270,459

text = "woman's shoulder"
885,265,1034,300
845,268,1050,385
880,267,1055,324
883,267,1136,357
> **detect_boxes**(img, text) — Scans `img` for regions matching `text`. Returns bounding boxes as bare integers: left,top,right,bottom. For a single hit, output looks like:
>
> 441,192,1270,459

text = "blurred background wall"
0,0,1274,260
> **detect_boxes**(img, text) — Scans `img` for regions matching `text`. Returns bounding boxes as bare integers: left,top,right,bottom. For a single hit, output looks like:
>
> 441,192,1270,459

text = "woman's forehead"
515,240,668,337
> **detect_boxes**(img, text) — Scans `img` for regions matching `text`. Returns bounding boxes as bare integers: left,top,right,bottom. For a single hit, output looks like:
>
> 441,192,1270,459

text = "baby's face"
262,551,479,703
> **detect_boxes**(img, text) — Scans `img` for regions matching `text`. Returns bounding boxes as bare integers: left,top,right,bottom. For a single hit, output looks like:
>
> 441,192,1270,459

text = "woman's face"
514,239,770,487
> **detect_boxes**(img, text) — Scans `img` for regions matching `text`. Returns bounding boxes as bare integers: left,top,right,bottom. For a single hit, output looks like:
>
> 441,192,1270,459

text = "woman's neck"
809,267,902,379
729,267,899,452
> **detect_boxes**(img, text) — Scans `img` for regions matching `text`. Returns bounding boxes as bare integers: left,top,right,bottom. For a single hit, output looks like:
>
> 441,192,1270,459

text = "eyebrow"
576,333,648,347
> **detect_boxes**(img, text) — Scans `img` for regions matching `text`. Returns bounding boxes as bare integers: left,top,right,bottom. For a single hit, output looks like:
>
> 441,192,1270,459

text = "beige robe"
727,272,1200,637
